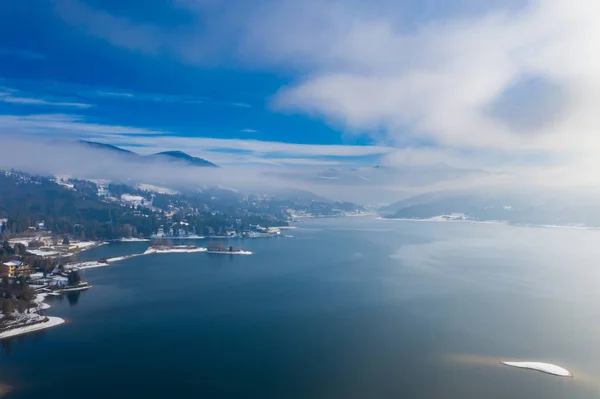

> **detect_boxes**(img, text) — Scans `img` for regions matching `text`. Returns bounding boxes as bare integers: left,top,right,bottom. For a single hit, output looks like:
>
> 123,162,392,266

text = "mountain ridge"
78,140,218,167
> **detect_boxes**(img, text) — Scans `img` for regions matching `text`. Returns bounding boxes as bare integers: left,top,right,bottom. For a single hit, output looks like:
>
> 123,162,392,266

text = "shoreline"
377,216,507,226
0,293,67,340
0,316,65,340
377,216,600,231
206,250,252,255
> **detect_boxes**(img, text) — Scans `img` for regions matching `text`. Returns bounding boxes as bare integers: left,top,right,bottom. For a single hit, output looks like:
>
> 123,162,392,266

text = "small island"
144,243,207,255
206,242,252,255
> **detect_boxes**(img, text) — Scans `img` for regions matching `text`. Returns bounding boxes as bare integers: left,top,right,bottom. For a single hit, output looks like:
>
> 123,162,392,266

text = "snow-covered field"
500,361,572,377
26,249,62,257
137,183,178,195
121,194,146,207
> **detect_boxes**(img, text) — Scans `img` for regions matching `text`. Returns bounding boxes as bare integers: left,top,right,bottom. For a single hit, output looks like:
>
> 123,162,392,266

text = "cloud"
50,0,600,191
0,136,293,194
0,134,501,203
0,114,166,136
240,128,258,133
0,96,92,108
106,135,392,158
230,102,251,108
89,87,248,107
0,87,93,108
96,91,135,98
270,0,600,156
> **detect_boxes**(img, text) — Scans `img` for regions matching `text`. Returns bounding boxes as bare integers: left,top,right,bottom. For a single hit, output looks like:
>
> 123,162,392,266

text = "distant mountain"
380,190,600,227
79,140,137,156
78,141,217,167
148,151,218,168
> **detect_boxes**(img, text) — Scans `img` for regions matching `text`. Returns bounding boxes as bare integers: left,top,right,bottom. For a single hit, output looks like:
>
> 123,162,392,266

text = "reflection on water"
66,292,80,306
0,383,13,397
1,339,12,356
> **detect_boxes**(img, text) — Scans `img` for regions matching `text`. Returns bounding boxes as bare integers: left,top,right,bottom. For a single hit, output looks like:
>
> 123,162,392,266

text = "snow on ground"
0,317,65,340
26,249,61,257
71,241,101,250
118,237,150,242
106,253,145,262
137,183,178,195
144,247,207,255
500,361,572,377
121,194,146,207
65,261,110,270
34,294,51,310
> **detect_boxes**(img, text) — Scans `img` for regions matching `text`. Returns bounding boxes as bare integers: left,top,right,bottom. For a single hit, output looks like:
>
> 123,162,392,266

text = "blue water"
1,217,599,398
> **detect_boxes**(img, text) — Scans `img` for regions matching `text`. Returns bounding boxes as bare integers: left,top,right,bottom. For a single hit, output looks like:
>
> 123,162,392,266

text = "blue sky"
0,0,385,167
0,0,597,201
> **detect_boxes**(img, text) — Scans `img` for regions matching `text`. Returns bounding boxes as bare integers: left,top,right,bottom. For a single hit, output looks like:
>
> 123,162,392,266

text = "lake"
1,217,599,398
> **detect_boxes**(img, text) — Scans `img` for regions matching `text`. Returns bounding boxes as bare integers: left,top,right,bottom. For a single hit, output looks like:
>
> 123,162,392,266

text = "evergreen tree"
67,270,81,286
2,299,13,316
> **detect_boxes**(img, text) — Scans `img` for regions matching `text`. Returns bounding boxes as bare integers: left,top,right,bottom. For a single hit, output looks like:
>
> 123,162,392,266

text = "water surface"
1,218,599,398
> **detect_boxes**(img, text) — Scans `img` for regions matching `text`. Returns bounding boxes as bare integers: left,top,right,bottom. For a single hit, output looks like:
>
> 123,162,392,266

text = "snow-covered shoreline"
65,260,109,270
144,247,207,255
500,361,573,377
0,294,65,340
0,317,65,340
65,246,212,271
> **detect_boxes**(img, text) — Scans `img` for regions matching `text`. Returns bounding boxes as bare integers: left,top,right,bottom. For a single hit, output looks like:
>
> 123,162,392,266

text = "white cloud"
270,0,600,156
0,95,92,108
39,0,600,200
230,102,251,108
0,114,166,136
240,128,258,133
52,0,600,188
96,91,135,98
106,135,392,158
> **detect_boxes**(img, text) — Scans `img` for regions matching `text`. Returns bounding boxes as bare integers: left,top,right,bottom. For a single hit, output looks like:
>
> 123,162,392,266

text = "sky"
1,0,599,203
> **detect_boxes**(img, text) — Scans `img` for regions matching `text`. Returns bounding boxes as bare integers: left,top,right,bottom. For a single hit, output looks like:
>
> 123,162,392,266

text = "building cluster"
1,260,32,279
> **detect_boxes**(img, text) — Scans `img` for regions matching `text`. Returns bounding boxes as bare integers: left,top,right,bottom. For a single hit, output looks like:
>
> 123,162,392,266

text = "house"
15,263,32,278
1,260,31,278
50,276,69,286
2,260,22,278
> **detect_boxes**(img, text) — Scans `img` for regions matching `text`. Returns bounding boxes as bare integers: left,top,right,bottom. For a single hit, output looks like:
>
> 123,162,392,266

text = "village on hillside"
0,225,99,339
